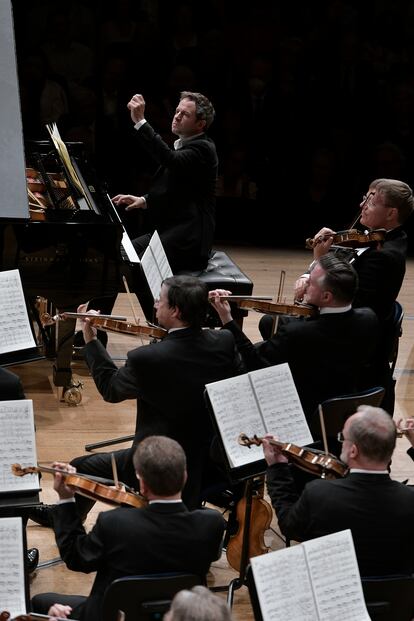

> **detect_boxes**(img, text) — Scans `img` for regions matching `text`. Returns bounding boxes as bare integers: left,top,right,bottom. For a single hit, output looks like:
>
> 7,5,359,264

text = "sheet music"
205,364,312,469
206,374,266,468
0,400,39,493
0,517,27,616
0,270,36,354
251,545,318,621
250,364,313,446
141,231,173,300
305,530,370,621
251,530,369,621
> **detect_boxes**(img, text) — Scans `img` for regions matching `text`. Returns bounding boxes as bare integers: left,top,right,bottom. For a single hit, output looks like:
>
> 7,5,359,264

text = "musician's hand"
312,227,335,260
262,434,288,466
77,303,99,344
127,93,146,124
398,418,414,448
48,603,72,619
209,288,233,325
52,461,76,500
112,194,147,211
294,275,309,302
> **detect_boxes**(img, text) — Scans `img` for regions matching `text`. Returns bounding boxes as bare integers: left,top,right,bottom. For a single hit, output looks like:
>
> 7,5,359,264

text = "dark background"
11,0,414,250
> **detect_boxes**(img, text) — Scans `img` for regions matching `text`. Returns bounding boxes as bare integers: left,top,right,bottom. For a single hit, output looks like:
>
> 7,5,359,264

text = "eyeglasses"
361,191,374,204
337,432,345,443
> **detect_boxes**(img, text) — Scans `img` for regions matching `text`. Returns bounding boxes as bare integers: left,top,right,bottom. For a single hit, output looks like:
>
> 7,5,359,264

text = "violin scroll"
238,433,262,448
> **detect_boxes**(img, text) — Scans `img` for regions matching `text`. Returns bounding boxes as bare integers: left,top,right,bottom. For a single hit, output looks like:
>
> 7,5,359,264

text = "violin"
41,312,167,341
239,434,348,479
226,476,273,573
12,464,146,509
235,299,317,318
305,228,386,250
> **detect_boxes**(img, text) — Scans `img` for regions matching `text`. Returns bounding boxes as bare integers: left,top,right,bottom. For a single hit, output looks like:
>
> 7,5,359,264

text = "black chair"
102,572,204,621
362,575,414,621
386,301,404,376
309,386,385,454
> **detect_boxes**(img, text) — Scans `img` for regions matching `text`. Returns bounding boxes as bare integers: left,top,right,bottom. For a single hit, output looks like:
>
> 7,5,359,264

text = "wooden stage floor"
10,244,414,619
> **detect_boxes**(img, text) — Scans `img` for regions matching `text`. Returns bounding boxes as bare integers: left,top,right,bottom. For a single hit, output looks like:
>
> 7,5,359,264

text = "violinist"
30,276,241,525
210,255,379,423
31,436,225,621
299,178,414,413
263,406,414,577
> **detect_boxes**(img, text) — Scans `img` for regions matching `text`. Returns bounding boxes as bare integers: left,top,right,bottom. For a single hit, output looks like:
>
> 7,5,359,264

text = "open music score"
0,517,27,617
0,400,39,494
205,363,313,471
250,529,370,621
0,270,36,355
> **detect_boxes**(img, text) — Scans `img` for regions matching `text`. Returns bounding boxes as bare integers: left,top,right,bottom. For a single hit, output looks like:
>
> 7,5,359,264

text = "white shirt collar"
319,304,352,315
174,132,204,150
350,468,389,474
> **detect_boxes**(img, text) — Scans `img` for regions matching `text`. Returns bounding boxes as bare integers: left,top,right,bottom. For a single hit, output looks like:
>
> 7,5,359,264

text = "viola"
41,312,167,340
12,464,146,509
235,299,317,318
305,228,386,250
226,476,273,572
239,434,348,479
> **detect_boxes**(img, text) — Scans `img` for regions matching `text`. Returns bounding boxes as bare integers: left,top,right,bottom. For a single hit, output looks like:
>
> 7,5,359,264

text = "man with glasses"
295,178,414,413
263,405,414,577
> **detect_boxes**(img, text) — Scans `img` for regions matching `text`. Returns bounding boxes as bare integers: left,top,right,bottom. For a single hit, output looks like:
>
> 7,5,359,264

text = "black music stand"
204,391,268,607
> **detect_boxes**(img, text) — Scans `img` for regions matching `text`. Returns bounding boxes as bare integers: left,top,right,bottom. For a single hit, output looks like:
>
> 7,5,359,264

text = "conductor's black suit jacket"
223,308,379,420
267,464,414,577
135,123,218,271
53,501,225,621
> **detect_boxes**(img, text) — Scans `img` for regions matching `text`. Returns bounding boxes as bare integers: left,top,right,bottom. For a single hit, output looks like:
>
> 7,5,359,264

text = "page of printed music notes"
305,530,370,621
205,374,266,468
141,231,173,301
0,269,36,354
249,364,313,446
0,517,27,616
0,400,39,493
251,530,369,621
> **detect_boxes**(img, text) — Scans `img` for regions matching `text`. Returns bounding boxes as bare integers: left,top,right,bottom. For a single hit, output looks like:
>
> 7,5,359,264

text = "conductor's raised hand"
127,93,146,124
209,288,233,325
112,194,146,211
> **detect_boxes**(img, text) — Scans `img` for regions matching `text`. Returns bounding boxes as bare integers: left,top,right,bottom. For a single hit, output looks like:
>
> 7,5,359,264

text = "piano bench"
177,250,253,328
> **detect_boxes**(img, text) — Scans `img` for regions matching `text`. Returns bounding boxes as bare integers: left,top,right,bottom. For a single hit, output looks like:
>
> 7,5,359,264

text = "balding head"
341,406,396,468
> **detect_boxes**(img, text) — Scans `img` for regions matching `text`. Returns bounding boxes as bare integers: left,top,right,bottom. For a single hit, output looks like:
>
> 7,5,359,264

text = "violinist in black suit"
31,436,225,621
29,276,241,529
264,406,414,577
210,255,379,423
303,178,414,413
113,91,217,273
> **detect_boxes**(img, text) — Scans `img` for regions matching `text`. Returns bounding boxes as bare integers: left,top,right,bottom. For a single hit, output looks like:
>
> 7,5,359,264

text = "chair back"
309,386,385,450
362,575,414,621
102,572,203,621
387,301,404,374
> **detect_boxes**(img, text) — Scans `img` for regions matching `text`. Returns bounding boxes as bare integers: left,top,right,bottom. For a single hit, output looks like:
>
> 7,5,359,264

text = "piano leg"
52,315,83,404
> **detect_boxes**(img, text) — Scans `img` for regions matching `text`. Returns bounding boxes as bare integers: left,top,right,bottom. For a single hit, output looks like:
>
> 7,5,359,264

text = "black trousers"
31,592,86,618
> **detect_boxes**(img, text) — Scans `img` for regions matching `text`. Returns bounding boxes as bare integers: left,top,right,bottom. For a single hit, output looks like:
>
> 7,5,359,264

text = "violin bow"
318,403,329,456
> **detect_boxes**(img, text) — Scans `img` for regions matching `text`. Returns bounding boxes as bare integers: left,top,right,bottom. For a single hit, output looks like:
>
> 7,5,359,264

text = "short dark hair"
132,436,187,496
163,275,208,328
180,91,215,129
314,254,358,304
348,406,396,463
370,178,414,224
